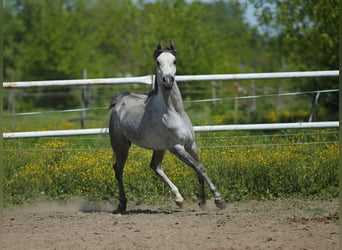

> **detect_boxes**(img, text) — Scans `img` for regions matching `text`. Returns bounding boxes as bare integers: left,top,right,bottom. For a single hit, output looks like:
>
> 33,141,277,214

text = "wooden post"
80,69,87,129
7,72,16,129
234,83,239,123
211,81,217,106
308,92,320,122
249,80,256,120
278,87,283,111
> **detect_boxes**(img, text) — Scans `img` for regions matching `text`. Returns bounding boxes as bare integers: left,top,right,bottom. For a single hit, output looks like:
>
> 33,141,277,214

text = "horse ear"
154,41,162,59
169,40,176,52
156,40,162,50
169,40,176,55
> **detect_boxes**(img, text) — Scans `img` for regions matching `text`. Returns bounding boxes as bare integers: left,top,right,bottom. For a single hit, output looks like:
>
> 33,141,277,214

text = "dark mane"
109,91,131,109
146,76,158,101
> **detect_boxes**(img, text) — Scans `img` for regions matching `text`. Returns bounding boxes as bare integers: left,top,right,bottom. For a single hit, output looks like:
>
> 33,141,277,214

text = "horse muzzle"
162,75,175,90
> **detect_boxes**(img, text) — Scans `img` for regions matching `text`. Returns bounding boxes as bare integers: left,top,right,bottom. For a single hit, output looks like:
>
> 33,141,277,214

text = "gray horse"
109,41,226,212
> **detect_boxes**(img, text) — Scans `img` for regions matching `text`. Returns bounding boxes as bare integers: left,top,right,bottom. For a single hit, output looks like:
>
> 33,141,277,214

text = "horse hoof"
113,203,127,214
175,200,185,208
198,202,208,210
112,209,124,214
215,197,227,209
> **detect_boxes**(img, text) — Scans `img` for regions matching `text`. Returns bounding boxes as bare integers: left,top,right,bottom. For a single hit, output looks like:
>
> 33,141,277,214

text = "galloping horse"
109,41,226,212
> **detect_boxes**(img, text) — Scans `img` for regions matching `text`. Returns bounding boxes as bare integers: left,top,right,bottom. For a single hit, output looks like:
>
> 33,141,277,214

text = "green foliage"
3,0,278,109
249,0,339,119
3,0,338,119
3,129,339,206
250,0,339,70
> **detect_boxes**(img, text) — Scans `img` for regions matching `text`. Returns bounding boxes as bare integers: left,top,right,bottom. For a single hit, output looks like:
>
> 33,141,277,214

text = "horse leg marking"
150,150,184,206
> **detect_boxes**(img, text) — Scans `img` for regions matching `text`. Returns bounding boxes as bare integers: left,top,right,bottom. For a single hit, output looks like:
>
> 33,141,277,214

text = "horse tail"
109,91,131,109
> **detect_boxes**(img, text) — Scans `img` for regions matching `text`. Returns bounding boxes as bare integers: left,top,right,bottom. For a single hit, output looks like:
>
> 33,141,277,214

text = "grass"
3,129,339,206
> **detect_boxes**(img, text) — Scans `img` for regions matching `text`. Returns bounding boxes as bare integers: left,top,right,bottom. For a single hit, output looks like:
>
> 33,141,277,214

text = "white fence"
3,70,339,139
3,70,338,88
3,122,339,139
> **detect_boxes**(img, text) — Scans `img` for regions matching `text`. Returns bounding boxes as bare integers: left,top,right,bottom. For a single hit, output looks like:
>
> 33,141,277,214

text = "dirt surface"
3,198,339,250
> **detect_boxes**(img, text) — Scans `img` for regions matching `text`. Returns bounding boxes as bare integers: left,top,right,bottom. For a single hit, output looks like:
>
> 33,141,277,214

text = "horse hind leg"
150,150,184,208
113,161,127,212
112,140,131,213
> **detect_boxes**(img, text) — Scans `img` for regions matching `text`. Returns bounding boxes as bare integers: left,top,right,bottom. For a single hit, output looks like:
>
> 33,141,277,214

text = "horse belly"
120,114,169,150
126,127,169,150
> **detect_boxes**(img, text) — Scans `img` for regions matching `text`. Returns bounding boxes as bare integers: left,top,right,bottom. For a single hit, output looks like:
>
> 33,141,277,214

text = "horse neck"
157,80,185,113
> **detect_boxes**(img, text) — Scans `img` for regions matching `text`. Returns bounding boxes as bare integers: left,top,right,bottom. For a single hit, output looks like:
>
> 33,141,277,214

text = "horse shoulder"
161,110,194,144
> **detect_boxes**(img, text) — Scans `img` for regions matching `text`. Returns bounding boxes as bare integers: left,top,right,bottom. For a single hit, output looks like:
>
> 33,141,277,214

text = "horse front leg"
150,150,184,208
171,144,226,209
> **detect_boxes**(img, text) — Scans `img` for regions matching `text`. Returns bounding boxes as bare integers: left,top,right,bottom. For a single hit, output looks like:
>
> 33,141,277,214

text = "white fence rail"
3,89,338,117
3,70,339,139
3,122,339,139
3,70,339,88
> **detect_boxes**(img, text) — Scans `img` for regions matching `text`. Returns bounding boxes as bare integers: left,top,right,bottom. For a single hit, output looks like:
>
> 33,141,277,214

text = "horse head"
154,41,177,90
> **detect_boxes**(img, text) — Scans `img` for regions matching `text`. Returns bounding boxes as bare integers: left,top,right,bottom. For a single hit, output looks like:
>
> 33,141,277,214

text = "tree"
3,1,26,81
4,0,95,109
3,0,275,111
250,0,338,70
250,0,339,120
15,0,93,80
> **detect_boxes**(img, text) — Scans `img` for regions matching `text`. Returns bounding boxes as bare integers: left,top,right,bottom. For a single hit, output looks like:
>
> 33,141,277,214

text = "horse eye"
174,60,177,65
156,61,161,66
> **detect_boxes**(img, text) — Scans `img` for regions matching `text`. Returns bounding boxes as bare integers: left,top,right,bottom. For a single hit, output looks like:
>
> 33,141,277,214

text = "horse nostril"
163,76,174,83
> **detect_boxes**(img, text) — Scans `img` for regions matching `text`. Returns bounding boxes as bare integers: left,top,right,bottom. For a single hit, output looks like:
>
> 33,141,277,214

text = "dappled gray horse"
109,41,226,212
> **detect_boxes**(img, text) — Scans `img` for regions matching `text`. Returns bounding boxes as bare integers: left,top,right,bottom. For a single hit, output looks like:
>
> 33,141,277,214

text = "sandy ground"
2,198,339,250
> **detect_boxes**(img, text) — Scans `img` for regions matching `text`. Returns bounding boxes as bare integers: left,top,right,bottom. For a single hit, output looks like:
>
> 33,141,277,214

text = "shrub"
3,129,338,206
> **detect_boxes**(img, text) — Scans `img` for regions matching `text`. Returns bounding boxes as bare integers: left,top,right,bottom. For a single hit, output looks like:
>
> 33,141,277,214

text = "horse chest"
162,112,193,143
